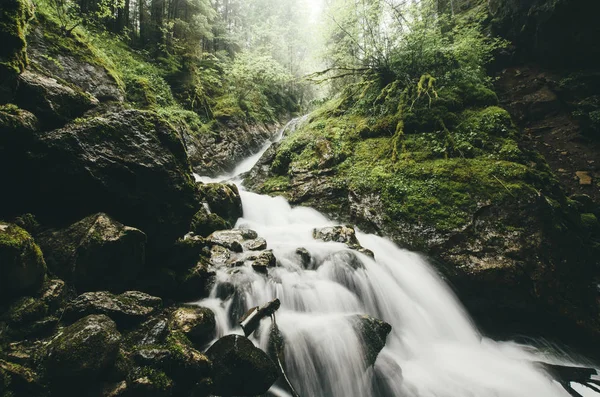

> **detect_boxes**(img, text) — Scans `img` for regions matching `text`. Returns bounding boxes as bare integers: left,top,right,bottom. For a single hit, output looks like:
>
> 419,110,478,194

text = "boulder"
243,237,267,251
0,0,34,102
39,278,67,312
169,306,216,348
0,105,39,139
295,247,312,269
44,314,121,380
0,359,42,397
15,70,97,127
350,315,392,367
250,250,277,274
0,222,46,299
190,207,230,237
1,110,201,256
206,334,278,396
128,315,170,347
4,296,48,326
313,226,374,257
207,230,248,253
64,291,162,328
197,183,243,225
132,335,211,382
38,213,146,293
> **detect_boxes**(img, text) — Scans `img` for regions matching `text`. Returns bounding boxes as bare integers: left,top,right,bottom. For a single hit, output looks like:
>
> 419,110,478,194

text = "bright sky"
305,0,324,21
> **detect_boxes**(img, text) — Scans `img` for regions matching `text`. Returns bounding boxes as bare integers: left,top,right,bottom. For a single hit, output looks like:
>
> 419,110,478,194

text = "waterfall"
194,119,600,397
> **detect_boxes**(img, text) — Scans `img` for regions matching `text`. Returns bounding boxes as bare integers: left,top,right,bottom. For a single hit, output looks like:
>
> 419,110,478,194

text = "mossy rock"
190,208,231,238
44,314,122,381
197,183,243,226
38,213,146,293
0,360,42,397
0,222,46,299
0,104,38,138
4,296,48,326
0,0,34,103
169,307,216,348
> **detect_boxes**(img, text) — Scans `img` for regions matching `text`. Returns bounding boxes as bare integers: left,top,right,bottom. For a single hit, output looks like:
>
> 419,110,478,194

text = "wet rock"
243,238,268,251
15,70,97,127
326,250,365,270
161,261,216,302
38,213,146,293
167,236,211,270
0,106,39,139
208,230,246,253
0,222,46,299
313,225,373,257
295,247,312,269
197,183,243,225
206,334,278,396
2,109,200,256
170,306,216,347
210,244,233,267
132,336,211,381
128,315,170,346
250,250,277,274
350,315,392,367
64,291,162,327
190,207,230,237
45,314,121,380
216,282,236,300
28,27,124,102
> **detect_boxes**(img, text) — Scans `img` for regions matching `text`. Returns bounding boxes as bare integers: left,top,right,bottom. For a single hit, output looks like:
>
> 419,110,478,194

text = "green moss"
5,297,48,325
0,0,34,74
260,176,290,193
580,213,600,232
139,367,173,391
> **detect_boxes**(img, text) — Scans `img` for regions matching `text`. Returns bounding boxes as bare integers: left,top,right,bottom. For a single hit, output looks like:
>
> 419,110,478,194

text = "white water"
194,119,599,397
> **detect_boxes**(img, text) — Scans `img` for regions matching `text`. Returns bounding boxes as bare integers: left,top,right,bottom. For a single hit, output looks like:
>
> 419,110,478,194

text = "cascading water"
194,118,600,397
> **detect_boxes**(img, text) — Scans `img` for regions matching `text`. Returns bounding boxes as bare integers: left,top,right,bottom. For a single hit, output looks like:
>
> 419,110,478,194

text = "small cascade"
194,118,600,397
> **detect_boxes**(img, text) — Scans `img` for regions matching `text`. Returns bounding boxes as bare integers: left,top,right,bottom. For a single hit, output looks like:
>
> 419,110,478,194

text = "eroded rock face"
64,291,162,327
206,334,278,396
15,70,97,128
44,314,121,380
0,222,46,299
39,213,146,293
2,110,201,255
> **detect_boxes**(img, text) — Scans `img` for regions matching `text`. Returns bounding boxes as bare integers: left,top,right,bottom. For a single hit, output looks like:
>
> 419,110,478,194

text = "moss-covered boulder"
0,110,201,258
0,0,34,102
190,207,230,237
14,70,97,128
197,183,243,226
0,222,46,299
39,213,146,293
0,104,38,137
44,314,122,380
205,334,278,396
170,306,216,348
64,291,162,328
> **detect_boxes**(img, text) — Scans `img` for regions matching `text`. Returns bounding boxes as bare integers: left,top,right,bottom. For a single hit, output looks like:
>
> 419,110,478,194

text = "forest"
1,0,600,396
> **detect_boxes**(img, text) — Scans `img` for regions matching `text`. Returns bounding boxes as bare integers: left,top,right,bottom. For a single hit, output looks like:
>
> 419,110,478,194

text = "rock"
1,110,200,256
0,105,39,139
45,314,121,380
169,307,216,347
207,230,246,253
243,238,268,251
251,250,277,270
295,247,312,269
128,315,170,346
197,183,243,225
132,336,211,381
313,225,373,257
576,171,593,185
0,222,46,299
39,278,67,312
190,206,231,237
350,315,392,367
64,291,161,327
167,236,211,270
154,260,215,302
38,213,146,293
4,296,48,325
28,27,124,102
0,0,34,102
185,122,278,176
15,70,97,127
206,334,278,396
326,250,365,271
0,359,42,397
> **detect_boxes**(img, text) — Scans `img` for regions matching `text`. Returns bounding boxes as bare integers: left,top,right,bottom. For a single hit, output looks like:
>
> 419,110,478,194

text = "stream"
194,118,600,397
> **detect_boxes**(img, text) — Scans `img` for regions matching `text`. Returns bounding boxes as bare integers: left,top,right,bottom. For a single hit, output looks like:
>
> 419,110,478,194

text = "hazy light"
304,0,324,21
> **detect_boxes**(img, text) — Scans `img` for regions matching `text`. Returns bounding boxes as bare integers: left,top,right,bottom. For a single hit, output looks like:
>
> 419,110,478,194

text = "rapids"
194,118,600,397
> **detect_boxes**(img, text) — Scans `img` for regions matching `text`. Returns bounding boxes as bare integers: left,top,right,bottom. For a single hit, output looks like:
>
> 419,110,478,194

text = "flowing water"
194,118,599,397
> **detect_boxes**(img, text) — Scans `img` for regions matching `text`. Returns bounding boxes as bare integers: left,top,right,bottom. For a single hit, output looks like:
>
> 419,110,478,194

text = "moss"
190,209,230,237
260,176,290,193
0,0,34,74
139,367,173,391
463,84,499,107
580,213,600,232
5,297,48,325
